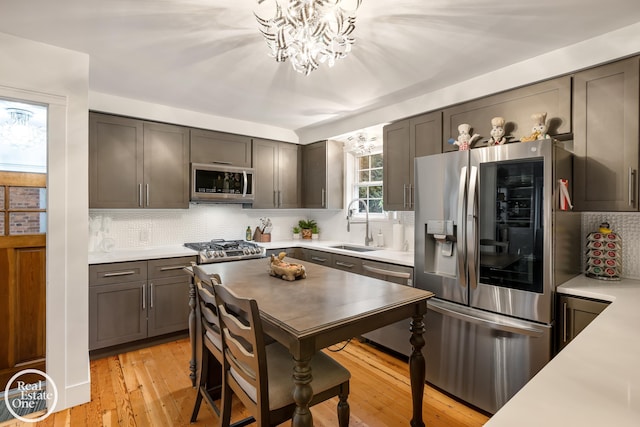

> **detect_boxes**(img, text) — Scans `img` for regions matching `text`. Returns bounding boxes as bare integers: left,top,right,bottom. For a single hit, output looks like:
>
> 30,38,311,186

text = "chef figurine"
488,116,508,145
452,123,481,150
521,112,550,142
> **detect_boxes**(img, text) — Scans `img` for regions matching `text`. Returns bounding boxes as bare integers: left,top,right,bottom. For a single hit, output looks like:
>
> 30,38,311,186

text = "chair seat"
230,342,351,411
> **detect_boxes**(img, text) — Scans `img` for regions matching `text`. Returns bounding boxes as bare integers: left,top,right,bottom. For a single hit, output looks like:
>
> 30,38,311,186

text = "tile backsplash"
89,204,416,252
88,206,638,279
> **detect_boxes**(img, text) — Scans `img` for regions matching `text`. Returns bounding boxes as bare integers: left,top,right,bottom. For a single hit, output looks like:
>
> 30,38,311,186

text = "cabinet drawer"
89,261,147,286
332,254,362,274
362,260,413,285
148,256,197,279
307,250,333,266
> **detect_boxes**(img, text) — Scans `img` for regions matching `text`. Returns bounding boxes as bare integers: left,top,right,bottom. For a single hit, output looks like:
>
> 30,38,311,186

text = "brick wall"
1,186,45,235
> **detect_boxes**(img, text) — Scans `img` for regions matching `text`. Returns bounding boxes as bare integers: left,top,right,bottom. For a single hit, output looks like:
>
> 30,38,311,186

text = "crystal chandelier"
255,0,362,75
345,132,377,155
1,108,36,147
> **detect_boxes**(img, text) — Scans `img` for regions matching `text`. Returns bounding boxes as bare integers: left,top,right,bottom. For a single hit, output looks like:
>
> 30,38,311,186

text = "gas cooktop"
184,239,266,264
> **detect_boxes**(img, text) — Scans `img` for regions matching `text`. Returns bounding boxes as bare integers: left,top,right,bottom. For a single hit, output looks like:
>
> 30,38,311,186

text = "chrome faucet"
346,198,374,246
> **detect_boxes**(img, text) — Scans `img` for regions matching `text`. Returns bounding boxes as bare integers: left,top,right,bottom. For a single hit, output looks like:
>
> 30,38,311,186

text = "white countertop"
88,240,414,267
262,239,414,266
88,245,198,264
486,274,640,426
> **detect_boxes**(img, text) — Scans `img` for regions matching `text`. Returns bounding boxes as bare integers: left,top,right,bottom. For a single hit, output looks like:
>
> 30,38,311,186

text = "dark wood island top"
188,257,434,427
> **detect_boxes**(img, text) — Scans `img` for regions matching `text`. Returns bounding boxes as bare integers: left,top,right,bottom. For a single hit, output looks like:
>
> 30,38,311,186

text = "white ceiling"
1,0,640,142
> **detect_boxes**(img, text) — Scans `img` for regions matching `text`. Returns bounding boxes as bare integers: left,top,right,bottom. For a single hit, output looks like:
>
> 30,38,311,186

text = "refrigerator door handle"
428,299,546,337
457,166,467,288
467,166,478,289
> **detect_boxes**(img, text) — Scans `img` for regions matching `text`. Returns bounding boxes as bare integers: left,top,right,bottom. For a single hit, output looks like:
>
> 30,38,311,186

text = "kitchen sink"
329,244,379,252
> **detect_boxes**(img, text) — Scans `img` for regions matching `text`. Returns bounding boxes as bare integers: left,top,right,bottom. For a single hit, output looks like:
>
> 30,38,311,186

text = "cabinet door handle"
150,283,154,309
321,188,326,208
278,190,282,207
363,264,412,279
403,184,407,208
142,284,146,310
563,301,568,343
410,184,414,208
335,261,355,268
629,168,636,207
212,161,232,165
103,270,136,277
139,184,143,207
160,265,187,271
146,184,150,207
273,191,277,208
311,256,327,263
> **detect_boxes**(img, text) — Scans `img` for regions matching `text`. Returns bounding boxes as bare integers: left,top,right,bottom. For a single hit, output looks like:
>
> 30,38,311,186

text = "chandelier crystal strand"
255,0,361,75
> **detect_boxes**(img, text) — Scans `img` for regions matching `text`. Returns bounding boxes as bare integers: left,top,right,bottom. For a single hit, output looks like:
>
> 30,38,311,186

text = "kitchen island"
486,274,640,426
187,257,433,427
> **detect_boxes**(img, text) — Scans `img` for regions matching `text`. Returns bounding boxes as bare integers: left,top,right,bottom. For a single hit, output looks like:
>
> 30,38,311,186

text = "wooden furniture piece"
89,256,196,351
190,266,224,422
556,294,610,352
441,76,571,152
252,138,300,209
383,111,442,211
214,283,351,427
301,140,344,209
89,112,190,209
186,258,433,427
573,56,639,211
190,129,252,167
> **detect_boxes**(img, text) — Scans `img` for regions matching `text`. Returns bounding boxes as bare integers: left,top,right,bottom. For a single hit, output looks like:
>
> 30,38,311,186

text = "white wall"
0,32,90,410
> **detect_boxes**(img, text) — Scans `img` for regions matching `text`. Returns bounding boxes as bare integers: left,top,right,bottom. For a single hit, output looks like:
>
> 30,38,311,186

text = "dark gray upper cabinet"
89,113,143,208
252,138,300,209
89,113,190,209
143,122,190,209
383,111,442,211
573,57,639,211
442,77,571,152
301,140,344,209
190,129,252,167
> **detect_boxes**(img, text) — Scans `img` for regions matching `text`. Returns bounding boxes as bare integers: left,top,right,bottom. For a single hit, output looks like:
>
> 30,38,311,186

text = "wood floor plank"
4,337,490,426
107,355,137,426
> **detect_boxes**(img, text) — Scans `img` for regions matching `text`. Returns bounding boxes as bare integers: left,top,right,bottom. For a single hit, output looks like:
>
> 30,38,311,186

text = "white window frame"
348,149,386,219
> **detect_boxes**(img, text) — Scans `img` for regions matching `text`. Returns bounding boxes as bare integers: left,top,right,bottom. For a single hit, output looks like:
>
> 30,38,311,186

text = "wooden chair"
213,283,351,427
190,265,224,423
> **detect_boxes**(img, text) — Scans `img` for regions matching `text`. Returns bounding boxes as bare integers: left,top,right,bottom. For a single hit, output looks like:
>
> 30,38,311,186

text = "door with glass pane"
0,99,47,390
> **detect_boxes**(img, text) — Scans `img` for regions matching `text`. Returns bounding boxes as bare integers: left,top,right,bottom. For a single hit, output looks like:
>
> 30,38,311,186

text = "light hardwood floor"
1,338,489,426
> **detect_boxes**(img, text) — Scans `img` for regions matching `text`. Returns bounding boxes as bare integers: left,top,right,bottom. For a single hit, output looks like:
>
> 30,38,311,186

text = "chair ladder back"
214,284,271,416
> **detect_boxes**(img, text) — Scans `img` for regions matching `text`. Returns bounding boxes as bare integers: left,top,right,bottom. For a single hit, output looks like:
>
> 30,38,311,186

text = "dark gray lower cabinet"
556,294,610,352
89,256,196,351
89,281,147,350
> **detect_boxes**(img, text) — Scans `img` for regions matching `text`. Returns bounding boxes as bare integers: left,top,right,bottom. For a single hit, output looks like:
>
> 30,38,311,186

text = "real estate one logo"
3,369,58,423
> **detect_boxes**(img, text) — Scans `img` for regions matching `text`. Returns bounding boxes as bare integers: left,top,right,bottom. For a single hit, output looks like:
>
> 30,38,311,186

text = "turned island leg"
292,356,314,427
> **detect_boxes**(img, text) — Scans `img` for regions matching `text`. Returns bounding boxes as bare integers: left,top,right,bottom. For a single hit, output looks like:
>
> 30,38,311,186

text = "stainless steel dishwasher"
360,260,415,357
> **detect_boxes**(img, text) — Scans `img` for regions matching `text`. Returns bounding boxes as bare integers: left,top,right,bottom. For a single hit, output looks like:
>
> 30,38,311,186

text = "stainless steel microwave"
190,163,255,203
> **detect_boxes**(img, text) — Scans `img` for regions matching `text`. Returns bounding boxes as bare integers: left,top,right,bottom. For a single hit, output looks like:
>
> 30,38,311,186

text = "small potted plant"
298,219,317,240
292,226,301,240
311,224,319,240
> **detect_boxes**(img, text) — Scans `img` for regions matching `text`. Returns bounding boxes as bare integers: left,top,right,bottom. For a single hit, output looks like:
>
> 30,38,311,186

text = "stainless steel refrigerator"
414,139,581,414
